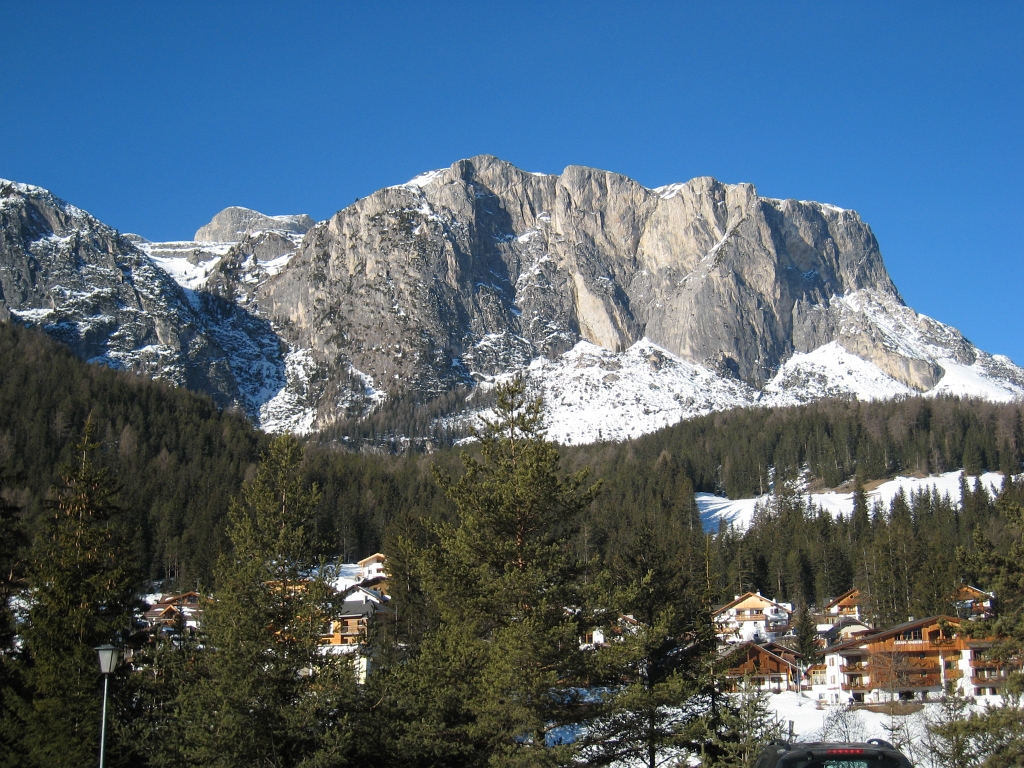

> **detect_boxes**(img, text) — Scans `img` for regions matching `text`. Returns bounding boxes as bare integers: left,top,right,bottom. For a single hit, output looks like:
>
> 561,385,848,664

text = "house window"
901,628,923,641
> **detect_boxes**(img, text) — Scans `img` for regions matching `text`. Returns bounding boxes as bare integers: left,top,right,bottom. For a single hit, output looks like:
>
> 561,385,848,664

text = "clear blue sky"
3,2,1022,363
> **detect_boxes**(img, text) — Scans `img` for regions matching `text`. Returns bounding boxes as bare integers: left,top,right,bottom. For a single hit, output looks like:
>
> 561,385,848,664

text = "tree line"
1,322,1023,764
4,320,1024,598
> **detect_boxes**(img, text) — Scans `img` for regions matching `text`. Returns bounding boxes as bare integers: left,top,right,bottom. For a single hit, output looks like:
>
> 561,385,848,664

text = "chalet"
817,615,1009,704
581,614,641,649
142,592,203,633
950,585,996,621
818,617,874,649
358,553,387,582
821,588,868,626
713,592,792,645
720,642,803,693
321,586,390,649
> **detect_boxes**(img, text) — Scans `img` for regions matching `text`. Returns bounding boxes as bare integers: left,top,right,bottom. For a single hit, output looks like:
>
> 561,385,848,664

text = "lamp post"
95,644,120,768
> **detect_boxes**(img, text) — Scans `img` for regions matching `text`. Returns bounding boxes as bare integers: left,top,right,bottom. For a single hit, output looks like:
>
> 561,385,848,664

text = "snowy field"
766,690,1006,747
697,470,1006,532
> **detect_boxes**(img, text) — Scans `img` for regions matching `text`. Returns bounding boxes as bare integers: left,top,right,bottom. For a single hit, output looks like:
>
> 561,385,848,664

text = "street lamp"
95,644,120,768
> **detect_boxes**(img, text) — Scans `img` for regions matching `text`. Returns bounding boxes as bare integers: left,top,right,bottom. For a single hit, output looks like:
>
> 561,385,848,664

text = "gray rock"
0,179,285,420
195,206,314,242
256,155,928,428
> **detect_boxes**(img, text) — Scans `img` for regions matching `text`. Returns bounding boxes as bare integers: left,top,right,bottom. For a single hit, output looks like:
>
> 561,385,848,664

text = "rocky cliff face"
0,180,286,417
195,206,313,242
3,159,1022,443
257,155,931,415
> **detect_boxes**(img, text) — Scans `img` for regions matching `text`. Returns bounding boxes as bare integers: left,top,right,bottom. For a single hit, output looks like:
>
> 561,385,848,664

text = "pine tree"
702,676,786,768
20,421,138,768
179,435,358,768
580,556,722,768
386,379,600,767
794,601,819,670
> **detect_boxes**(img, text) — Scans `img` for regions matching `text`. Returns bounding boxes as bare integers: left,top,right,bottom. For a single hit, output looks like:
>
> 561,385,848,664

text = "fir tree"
580,558,722,768
179,435,358,768
0,470,27,767
20,421,138,768
794,601,819,670
701,676,786,768
387,379,600,767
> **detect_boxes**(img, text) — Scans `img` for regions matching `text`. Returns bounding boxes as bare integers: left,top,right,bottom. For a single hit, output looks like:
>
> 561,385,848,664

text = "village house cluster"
138,553,390,681
710,586,1010,704
137,555,1013,703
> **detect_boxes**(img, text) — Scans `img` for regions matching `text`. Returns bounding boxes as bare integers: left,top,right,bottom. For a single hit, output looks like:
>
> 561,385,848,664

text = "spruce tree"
179,435,358,768
701,676,786,768
387,379,600,767
20,422,138,768
580,564,722,768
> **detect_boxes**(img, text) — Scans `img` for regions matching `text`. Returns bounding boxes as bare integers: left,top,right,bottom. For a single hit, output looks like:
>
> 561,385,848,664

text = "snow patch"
401,169,445,189
697,470,1005,532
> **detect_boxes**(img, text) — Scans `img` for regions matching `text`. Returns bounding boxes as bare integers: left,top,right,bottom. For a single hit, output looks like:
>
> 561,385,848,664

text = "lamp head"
95,644,120,675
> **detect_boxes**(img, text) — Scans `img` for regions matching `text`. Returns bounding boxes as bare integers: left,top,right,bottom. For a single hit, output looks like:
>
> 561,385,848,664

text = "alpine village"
1,161,1023,768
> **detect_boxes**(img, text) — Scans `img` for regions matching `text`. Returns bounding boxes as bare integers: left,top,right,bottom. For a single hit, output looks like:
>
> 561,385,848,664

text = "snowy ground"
697,471,1006,532
767,690,1007,745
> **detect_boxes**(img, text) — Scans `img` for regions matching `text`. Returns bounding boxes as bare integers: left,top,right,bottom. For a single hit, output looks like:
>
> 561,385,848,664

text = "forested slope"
0,323,455,586
3,318,1023,607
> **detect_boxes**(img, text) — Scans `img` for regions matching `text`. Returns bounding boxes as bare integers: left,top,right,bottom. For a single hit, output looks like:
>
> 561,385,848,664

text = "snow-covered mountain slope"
4,161,1023,445
0,180,291,422
478,326,1024,446
696,470,1006,532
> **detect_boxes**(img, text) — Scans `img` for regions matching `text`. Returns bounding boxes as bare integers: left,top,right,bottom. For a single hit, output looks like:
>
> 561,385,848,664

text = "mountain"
2,157,1022,443
0,179,288,419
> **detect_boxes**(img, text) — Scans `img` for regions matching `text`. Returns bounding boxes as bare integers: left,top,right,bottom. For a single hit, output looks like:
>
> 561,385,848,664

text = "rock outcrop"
4,159,1021,441
195,206,313,242
257,155,923,417
0,179,286,418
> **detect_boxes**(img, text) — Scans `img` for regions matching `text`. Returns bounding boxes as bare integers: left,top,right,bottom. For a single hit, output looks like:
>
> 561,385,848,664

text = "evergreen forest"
1,321,1022,766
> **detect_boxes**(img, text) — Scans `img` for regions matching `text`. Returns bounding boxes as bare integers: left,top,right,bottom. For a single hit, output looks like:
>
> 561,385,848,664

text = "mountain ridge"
2,158,1022,444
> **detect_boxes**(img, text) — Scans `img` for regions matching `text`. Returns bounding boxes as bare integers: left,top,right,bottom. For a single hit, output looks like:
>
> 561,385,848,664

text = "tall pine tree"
179,435,358,768
385,379,601,767
20,421,138,767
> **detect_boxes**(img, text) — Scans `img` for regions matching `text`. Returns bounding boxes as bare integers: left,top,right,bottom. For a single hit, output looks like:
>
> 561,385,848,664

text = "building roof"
720,641,802,672
713,591,792,617
357,553,386,567
950,584,995,601
823,588,861,611
826,615,960,653
821,617,873,643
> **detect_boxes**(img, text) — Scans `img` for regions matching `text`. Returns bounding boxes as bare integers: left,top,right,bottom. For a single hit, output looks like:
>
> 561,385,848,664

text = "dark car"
754,739,913,768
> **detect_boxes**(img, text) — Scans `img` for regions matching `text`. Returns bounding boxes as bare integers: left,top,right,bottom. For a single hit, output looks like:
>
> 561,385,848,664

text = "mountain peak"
194,206,314,242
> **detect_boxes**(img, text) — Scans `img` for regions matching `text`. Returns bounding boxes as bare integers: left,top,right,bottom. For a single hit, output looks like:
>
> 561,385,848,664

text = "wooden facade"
721,641,802,692
819,615,1009,703
821,588,867,626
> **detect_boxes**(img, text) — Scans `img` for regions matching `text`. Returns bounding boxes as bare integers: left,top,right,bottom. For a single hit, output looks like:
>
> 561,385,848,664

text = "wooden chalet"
581,614,641,649
818,617,873,649
950,584,996,621
321,586,390,649
821,588,868,626
142,591,203,633
819,615,1009,704
720,641,803,693
358,553,387,580
713,592,793,645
